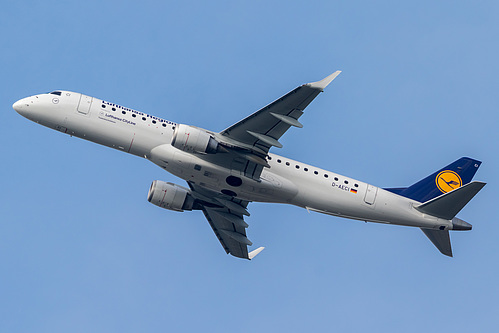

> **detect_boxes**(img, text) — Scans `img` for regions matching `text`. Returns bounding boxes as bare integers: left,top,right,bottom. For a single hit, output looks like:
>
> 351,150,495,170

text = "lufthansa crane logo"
436,170,462,193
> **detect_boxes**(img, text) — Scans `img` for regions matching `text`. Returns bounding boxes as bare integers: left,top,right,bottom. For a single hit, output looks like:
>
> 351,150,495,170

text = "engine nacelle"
171,124,219,154
147,181,195,212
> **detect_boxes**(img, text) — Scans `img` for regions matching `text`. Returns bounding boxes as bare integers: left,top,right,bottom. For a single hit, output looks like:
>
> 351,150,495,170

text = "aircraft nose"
13,97,33,118
13,99,25,113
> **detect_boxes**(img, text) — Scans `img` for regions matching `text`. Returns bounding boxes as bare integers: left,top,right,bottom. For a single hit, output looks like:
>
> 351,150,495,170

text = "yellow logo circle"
435,170,462,193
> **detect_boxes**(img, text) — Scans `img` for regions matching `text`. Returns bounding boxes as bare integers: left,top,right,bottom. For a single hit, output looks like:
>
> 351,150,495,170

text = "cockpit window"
49,91,62,96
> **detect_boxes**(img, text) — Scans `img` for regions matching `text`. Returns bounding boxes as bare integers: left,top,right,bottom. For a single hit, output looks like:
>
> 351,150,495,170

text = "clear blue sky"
1,1,498,332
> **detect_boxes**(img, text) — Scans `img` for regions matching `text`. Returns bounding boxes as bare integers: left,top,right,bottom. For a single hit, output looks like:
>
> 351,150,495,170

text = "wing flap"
208,209,249,228
219,229,253,246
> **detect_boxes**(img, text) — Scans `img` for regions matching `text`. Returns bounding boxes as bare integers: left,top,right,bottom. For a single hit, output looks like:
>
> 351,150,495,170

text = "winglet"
248,247,265,260
307,71,341,91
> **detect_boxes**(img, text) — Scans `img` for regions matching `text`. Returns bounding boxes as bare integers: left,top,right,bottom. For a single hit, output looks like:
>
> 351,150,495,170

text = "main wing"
211,71,341,179
186,73,341,258
219,71,340,154
189,182,264,260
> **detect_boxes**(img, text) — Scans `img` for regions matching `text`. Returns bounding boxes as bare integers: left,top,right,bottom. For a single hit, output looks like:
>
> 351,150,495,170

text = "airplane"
13,71,486,259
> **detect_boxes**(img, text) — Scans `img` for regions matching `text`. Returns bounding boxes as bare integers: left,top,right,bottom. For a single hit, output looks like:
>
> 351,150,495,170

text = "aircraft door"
364,184,378,205
77,94,93,114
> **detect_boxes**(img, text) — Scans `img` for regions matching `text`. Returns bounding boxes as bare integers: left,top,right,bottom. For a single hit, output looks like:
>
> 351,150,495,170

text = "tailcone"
452,217,472,231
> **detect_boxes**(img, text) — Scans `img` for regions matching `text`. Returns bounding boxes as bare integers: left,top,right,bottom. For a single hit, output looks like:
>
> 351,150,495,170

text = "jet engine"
171,124,219,154
147,181,196,212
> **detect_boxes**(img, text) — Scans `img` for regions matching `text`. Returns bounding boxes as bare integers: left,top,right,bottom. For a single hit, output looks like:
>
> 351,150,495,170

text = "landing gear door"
77,94,93,114
364,184,378,205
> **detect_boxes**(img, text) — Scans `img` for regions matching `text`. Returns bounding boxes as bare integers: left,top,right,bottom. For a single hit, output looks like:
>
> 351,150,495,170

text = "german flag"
350,188,357,194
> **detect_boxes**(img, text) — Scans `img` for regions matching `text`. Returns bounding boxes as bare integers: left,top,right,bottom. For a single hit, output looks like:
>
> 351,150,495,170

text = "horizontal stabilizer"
421,228,453,257
415,181,486,220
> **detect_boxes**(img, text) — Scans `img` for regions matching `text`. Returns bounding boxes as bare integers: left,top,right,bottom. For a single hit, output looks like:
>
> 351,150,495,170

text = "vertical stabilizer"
399,157,481,202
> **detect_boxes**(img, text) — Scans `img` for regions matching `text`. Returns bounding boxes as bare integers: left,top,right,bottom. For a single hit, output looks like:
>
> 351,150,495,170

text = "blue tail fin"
395,157,482,203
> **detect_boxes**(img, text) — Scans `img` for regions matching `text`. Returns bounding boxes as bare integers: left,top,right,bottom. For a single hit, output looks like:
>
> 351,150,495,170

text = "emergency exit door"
77,94,93,114
364,184,378,205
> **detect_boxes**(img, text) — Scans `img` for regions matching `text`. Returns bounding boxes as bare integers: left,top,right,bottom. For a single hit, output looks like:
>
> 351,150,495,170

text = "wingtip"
249,246,265,260
307,71,342,90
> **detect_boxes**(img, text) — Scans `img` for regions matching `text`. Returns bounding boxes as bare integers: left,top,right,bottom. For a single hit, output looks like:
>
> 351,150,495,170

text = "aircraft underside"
13,72,485,259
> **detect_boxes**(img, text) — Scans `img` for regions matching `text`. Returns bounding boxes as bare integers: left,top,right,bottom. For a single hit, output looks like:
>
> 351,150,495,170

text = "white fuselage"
13,91,451,231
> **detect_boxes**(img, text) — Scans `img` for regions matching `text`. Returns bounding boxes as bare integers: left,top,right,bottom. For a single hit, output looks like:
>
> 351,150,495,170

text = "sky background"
1,1,498,332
